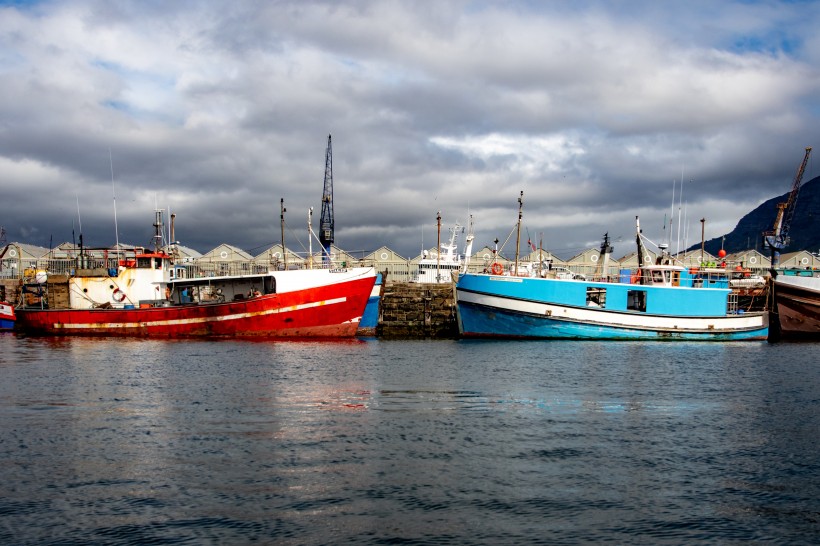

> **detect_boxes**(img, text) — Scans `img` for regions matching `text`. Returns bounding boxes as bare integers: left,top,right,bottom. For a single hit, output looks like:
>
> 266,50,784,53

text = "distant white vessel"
412,223,463,284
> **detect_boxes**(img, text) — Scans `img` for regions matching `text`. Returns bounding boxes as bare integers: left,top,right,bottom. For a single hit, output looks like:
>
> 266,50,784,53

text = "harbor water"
1,335,819,544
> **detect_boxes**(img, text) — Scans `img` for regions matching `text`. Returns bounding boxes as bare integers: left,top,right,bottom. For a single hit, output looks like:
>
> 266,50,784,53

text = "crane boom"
779,146,812,244
319,134,334,263
764,146,812,268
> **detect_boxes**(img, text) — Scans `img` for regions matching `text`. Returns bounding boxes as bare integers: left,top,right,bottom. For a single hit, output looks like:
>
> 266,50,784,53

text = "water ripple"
1,336,819,544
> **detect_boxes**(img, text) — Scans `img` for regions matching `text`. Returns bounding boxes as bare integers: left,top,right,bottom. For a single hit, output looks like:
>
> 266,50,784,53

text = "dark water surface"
1,335,819,545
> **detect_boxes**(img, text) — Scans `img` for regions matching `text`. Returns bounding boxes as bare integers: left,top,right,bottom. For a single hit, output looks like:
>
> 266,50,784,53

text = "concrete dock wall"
375,282,458,338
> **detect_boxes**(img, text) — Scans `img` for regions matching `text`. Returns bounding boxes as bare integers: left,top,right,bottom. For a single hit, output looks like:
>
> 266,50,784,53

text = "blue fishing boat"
455,206,768,341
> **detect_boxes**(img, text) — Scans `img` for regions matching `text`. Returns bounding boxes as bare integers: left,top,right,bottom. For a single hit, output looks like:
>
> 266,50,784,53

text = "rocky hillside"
698,174,820,256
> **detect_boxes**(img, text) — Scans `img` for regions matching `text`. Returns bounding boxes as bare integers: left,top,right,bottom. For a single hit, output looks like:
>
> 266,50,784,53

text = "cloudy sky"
1,0,819,260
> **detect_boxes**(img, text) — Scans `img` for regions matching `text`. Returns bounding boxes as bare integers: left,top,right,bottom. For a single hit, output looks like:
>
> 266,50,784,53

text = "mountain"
697,174,820,256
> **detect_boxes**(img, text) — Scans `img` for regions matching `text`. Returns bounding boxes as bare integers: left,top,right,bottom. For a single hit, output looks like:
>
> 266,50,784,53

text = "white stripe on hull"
54,296,347,330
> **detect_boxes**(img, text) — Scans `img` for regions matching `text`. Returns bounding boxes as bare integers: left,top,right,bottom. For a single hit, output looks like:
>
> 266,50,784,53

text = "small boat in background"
0,300,15,331
412,221,464,284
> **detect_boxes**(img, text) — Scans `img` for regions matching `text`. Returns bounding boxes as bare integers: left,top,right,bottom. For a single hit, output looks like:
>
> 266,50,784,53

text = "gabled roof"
253,244,304,263
725,249,770,268
308,244,359,265
412,246,445,261
677,249,717,260
780,249,813,261
4,242,50,260
200,243,254,261
617,249,658,266
522,249,567,264
566,247,618,264
168,244,202,259
725,248,767,260
674,249,717,266
469,246,505,263
779,250,818,268
363,246,406,262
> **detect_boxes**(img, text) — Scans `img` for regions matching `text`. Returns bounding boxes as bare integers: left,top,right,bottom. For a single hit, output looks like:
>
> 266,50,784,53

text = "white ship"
412,223,463,284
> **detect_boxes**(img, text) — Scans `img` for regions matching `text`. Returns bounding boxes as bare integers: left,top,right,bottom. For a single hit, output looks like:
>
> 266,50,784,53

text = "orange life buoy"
490,262,503,275
112,288,126,302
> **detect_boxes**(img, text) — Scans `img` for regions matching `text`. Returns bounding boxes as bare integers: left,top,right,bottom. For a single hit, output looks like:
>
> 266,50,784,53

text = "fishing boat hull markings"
457,287,768,341
17,273,375,338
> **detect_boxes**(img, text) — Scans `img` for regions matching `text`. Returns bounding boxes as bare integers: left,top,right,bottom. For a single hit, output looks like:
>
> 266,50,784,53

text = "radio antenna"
109,148,120,255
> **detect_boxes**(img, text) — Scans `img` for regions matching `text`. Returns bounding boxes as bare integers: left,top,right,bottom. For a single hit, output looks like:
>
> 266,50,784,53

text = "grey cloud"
1,0,819,260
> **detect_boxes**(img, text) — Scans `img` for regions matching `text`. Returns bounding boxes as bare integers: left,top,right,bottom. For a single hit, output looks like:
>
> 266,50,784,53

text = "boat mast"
461,215,474,274
514,191,523,276
109,148,120,260
436,211,441,282
76,195,86,268
676,169,684,256
635,216,646,283
170,212,177,261
152,208,164,252
596,232,613,279
280,198,287,270
308,207,314,269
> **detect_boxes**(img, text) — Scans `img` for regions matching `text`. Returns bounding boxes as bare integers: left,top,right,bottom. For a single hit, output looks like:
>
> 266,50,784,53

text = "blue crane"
764,146,812,269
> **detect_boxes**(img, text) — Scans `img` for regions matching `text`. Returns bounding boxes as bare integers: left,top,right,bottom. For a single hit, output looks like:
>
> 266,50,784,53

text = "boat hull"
357,273,382,336
772,275,820,339
456,274,768,341
0,302,15,331
16,274,375,338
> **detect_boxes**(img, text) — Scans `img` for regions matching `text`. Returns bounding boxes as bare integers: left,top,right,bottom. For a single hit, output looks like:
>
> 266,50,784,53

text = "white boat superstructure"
412,222,464,284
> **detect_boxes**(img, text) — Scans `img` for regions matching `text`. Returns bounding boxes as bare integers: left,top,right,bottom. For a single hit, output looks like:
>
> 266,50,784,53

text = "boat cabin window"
586,287,606,308
651,270,665,284
137,257,152,269
627,290,647,312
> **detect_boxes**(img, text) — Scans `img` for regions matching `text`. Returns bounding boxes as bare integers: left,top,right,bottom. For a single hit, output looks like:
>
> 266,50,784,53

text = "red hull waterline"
16,275,375,338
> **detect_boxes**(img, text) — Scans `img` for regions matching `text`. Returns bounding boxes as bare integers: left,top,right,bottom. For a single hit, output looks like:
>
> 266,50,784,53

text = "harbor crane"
763,146,812,269
319,134,334,264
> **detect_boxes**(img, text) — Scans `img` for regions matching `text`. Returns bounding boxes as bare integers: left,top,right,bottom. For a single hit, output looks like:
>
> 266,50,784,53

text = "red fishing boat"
15,248,376,338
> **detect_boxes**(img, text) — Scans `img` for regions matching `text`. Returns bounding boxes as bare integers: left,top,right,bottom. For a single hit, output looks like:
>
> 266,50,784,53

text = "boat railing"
3,252,608,284
727,292,739,315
